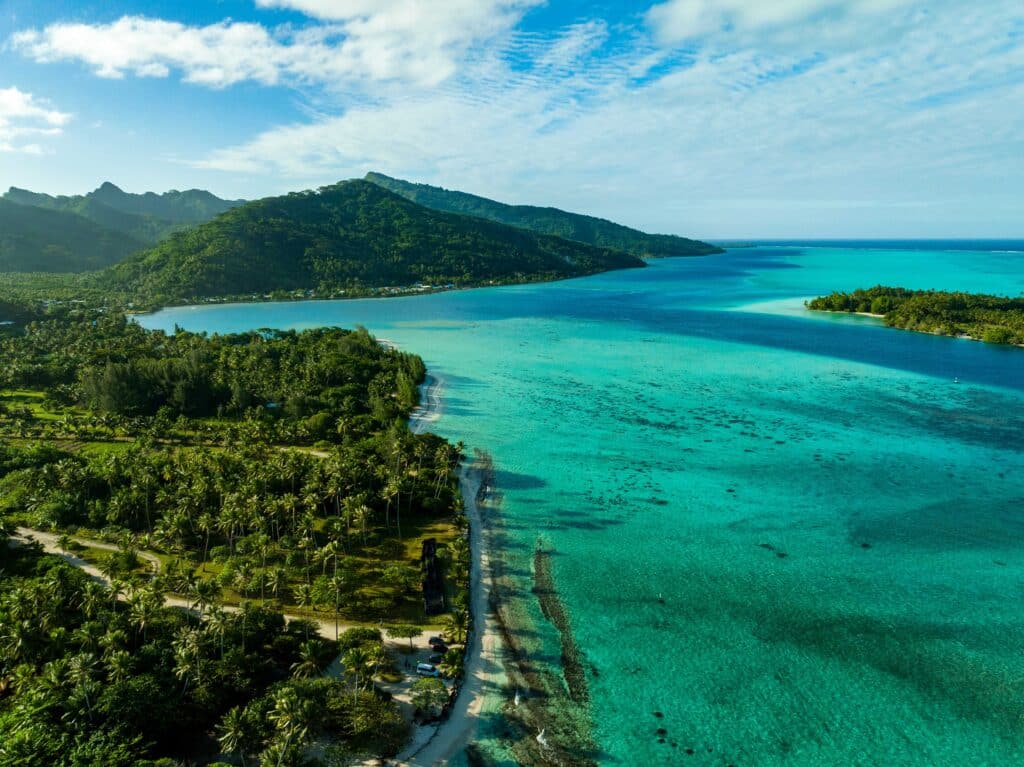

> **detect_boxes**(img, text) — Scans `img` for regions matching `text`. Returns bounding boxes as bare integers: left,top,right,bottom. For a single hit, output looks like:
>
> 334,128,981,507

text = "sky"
0,0,1022,238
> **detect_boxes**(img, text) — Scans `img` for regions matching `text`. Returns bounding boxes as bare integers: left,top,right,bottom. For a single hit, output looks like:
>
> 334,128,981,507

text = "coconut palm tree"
290,639,326,679
217,705,250,767
343,646,371,703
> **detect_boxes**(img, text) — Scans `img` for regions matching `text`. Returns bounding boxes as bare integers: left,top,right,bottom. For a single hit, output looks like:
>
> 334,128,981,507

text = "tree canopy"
105,180,646,305
365,172,722,258
807,286,1024,346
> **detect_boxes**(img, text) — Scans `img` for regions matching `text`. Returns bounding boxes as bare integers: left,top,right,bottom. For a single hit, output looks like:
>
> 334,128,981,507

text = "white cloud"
0,87,70,154
193,0,1024,237
8,0,1023,235
646,0,921,43
12,1,540,89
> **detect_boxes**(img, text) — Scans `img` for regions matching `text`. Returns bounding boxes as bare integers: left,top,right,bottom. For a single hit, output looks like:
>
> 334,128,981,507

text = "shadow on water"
493,470,547,490
848,495,1024,550
571,301,1024,392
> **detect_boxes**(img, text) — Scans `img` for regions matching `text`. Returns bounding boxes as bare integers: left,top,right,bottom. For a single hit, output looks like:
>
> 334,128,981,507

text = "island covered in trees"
0,300,471,766
807,286,1024,346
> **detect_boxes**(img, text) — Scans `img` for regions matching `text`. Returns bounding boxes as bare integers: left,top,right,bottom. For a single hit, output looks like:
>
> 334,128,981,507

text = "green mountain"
107,179,646,302
0,199,147,273
4,182,243,244
365,172,722,258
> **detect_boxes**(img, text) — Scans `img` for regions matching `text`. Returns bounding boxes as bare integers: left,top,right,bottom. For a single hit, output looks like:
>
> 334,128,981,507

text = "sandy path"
379,464,502,766
12,526,441,649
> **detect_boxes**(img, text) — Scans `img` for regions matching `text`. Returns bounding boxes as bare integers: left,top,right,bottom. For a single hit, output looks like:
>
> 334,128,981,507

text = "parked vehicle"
416,663,440,678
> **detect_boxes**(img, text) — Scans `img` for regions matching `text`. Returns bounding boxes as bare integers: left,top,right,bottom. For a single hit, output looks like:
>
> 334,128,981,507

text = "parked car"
428,653,444,665
428,636,445,647
416,663,440,678
431,643,449,655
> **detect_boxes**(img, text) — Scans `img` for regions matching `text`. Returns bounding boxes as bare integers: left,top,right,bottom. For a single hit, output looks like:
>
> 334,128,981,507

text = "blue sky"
0,0,1021,238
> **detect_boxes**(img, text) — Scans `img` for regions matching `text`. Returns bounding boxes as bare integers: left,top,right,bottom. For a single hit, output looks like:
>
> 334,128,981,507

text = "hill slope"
0,200,148,273
4,182,243,244
106,179,646,302
365,172,721,258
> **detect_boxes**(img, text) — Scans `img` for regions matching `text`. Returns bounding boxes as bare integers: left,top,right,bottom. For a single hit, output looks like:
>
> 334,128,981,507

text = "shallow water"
141,244,1024,765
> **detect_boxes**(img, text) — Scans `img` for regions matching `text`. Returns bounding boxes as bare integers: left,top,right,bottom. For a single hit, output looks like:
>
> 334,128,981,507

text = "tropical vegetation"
105,179,646,305
0,300,471,765
0,199,145,273
807,286,1024,345
365,172,722,258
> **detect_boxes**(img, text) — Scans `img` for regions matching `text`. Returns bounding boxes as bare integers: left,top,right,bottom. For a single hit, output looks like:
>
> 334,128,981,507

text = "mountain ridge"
0,199,148,273
364,172,722,259
105,179,646,304
3,182,244,246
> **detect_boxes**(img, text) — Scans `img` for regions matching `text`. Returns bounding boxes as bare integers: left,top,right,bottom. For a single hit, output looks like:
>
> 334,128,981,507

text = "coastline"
410,374,444,435
808,308,1024,348
388,372,503,765
387,459,501,766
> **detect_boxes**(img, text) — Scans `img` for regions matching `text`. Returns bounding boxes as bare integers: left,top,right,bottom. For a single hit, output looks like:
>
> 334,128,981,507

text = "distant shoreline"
808,307,1024,348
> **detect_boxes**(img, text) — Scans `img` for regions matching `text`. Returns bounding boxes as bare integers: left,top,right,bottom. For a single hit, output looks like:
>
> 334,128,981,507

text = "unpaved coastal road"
374,465,502,766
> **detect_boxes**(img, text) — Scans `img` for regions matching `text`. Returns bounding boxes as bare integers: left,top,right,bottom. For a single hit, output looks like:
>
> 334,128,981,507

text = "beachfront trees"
807,286,1024,345
410,677,449,718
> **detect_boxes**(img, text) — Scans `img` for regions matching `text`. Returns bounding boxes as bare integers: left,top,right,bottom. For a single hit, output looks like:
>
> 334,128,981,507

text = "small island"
807,286,1024,346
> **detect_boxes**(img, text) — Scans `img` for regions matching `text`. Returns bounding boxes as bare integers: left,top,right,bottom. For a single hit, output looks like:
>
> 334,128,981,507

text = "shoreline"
382,458,500,766
808,308,1024,348
409,374,444,435
391,368,503,765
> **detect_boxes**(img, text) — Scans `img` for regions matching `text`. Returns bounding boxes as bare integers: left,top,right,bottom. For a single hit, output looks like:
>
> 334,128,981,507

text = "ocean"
139,243,1024,766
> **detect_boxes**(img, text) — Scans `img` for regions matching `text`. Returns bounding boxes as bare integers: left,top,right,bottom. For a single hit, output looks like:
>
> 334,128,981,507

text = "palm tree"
128,591,159,642
218,705,250,767
268,687,312,767
205,606,231,660
78,581,105,620
105,649,133,684
293,583,313,613
190,578,221,620
290,639,326,679
343,646,371,703
442,611,469,645
267,567,289,601
68,652,98,721
172,627,202,694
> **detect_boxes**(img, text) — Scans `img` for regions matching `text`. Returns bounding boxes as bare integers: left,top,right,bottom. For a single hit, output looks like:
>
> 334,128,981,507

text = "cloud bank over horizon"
3,0,1023,237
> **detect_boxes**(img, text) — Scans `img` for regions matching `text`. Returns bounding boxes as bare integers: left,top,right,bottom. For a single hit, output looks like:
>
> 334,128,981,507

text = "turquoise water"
140,245,1024,765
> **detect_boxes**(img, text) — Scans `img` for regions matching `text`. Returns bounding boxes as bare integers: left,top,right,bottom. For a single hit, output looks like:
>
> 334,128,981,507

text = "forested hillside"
365,172,722,258
107,179,645,304
0,199,146,272
4,182,242,245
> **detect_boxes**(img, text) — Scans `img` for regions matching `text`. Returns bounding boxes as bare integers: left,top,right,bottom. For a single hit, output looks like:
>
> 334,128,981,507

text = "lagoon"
140,244,1024,765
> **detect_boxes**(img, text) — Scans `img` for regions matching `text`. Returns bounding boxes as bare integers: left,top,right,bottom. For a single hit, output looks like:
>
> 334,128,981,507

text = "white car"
415,662,440,677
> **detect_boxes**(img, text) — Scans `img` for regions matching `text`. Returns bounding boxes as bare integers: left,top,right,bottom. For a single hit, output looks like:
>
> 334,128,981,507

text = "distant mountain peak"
96,181,124,193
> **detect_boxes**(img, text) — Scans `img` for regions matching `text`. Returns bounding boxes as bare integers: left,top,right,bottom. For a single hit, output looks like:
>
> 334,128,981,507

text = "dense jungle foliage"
365,172,722,258
807,286,1024,345
0,540,407,766
106,180,645,304
0,303,469,765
